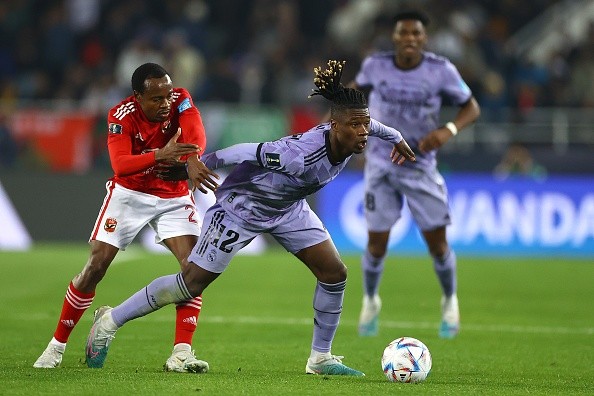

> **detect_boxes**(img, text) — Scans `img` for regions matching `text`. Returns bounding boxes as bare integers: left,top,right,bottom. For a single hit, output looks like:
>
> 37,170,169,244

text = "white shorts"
90,181,202,250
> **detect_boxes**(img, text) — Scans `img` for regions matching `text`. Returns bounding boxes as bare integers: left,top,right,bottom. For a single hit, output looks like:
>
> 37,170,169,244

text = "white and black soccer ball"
381,336,432,383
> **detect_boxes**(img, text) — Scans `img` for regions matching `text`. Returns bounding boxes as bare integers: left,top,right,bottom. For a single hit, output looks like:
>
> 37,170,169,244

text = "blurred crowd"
3,0,594,111
1,0,593,171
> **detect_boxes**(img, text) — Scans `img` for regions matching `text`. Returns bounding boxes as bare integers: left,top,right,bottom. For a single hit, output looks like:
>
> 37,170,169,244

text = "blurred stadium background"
0,0,593,257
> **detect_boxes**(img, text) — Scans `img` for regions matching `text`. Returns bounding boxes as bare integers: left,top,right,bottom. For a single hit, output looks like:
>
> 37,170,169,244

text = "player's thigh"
272,201,346,282
187,204,258,274
272,200,330,254
421,226,449,257
400,168,451,231
163,235,198,266
365,171,404,232
90,182,156,250
150,193,202,245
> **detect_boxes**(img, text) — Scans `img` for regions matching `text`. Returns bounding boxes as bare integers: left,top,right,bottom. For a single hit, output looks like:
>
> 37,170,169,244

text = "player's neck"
394,53,422,70
328,132,349,164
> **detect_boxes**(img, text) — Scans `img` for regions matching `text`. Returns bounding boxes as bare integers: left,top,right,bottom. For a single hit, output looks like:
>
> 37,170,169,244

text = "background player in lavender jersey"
352,10,481,339
84,60,415,376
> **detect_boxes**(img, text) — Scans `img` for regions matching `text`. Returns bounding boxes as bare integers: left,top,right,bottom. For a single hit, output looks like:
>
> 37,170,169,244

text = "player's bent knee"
428,242,449,258
318,262,347,284
181,260,218,296
81,255,113,280
367,239,389,258
368,244,387,258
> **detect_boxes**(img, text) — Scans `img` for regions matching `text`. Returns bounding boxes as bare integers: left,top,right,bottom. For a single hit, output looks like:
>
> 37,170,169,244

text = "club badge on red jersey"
108,123,123,134
104,217,118,232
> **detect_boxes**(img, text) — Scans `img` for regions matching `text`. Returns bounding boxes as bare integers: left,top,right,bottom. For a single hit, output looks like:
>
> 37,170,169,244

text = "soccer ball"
381,336,432,383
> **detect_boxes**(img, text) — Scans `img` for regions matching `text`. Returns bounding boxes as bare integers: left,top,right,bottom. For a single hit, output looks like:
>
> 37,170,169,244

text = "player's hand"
155,128,200,164
187,158,220,194
154,161,188,181
390,139,416,165
418,127,452,153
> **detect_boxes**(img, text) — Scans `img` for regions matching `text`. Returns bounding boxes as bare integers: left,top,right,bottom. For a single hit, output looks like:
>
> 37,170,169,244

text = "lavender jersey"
201,119,402,230
355,51,472,170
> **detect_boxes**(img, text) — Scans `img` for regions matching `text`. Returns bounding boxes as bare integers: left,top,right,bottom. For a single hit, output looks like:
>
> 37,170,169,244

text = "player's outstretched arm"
189,141,282,188
418,97,480,153
201,143,261,170
390,140,416,165
186,155,220,194
155,128,201,164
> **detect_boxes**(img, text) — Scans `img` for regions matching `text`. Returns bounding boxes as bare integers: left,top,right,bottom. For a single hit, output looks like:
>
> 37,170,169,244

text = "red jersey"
106,88,206,198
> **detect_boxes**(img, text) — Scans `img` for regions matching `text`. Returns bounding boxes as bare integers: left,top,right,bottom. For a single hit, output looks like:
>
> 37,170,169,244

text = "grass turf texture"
1,244,593,395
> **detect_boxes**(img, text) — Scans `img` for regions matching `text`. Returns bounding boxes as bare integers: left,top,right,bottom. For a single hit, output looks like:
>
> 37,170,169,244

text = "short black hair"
308,60,367,117
393,10,430,26
131,63,169,93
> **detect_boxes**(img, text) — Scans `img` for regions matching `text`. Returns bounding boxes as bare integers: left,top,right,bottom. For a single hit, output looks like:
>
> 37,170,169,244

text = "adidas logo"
182,316,197,326
61,319,75,328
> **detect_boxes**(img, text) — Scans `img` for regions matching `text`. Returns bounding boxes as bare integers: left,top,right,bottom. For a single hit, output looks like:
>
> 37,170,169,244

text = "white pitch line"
25,313,593,335
194,316,594,335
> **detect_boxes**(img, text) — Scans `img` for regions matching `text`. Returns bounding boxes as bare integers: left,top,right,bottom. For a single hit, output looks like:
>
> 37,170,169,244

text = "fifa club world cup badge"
104,218,118,233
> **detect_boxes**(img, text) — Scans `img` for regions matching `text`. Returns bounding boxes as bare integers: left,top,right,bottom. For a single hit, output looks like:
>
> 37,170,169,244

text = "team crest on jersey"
265,153,281,167
104,217,118,232
108,123,122,134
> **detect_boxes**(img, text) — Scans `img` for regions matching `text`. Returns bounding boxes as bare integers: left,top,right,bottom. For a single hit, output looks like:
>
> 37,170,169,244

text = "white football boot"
358,294,382,336
164,343,209,373
33,342,64,368
439,294,460,339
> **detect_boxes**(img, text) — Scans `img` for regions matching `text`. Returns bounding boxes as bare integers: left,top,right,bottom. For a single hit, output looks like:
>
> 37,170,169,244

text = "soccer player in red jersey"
34,63,219,372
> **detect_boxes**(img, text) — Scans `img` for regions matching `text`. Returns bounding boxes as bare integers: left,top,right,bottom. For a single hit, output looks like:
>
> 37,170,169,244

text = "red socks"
174,295,202,345
52,285,202,347
53,282,95,343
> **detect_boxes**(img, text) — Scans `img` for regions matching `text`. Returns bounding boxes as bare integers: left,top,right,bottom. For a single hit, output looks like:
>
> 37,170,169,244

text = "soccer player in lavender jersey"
84,60,415,376
353,10,481,339
34,63,217,372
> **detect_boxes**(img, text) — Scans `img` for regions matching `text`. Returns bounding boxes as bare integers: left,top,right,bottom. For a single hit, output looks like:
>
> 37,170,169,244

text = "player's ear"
330,118,338,131
330,110,344,130
133,90,142,102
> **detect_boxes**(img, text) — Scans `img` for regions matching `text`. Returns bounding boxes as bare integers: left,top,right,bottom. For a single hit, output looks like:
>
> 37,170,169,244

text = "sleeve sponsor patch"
108,123,122,134
265,152,281,167
177,98,192,113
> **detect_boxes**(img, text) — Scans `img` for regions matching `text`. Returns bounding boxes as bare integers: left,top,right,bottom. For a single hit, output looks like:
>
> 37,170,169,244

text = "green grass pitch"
0,244,592,395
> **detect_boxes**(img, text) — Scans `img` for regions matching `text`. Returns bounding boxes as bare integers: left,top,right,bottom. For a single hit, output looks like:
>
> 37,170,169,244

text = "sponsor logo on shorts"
104,217,117,232
108,123,122,134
